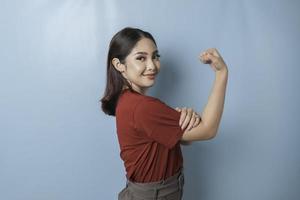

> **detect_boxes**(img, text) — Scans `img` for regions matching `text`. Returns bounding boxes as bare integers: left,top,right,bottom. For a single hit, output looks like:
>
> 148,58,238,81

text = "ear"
112,57,126,73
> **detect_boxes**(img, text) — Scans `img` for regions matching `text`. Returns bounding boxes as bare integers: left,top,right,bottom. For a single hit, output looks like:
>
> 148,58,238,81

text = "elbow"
200,119,217,140
207,133,216,140
206,126,218,140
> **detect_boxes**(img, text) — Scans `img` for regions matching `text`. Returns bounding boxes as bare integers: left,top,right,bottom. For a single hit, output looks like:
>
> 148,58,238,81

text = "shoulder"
122,90,175,115
135,95,165,110
134,95,178,118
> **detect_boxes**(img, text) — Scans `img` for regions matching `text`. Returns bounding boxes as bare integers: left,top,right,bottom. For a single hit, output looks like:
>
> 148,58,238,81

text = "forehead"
130,38,157,55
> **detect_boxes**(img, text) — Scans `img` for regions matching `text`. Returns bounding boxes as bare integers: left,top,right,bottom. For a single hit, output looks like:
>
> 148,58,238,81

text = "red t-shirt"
115,89,185,183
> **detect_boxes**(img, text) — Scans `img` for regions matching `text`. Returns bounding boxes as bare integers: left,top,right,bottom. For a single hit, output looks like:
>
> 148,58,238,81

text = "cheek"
156,62,161,71
126,60,144,72
127,65,145,78
132,63,146,74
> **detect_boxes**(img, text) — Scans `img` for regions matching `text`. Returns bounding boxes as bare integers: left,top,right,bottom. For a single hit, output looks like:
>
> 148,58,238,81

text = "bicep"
180,121,215,142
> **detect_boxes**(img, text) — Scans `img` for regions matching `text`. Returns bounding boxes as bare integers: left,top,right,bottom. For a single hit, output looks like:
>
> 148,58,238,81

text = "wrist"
216,68,228,76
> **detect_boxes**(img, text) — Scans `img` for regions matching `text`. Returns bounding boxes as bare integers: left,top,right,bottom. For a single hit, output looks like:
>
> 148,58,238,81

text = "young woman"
100,27,228,200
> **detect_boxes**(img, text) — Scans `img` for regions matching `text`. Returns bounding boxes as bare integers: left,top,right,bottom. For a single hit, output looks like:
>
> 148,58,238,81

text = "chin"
143,82,155,88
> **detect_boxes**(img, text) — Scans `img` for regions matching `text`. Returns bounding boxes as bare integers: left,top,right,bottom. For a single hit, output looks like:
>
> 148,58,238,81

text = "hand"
199,48,228,72
175,107,202,131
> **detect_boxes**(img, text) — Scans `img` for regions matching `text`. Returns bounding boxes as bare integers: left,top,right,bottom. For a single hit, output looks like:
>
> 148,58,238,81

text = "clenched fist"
199,48,228,72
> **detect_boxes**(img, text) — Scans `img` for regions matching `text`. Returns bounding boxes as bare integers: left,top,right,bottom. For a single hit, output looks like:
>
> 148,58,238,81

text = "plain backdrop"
0,0,299,200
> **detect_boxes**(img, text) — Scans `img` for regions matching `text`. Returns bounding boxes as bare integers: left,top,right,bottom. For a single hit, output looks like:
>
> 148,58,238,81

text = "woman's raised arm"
181,48,228,142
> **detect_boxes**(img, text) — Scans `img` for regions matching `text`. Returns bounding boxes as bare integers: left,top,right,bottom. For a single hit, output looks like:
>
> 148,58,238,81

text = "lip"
143,73,156,76
143,73,156,79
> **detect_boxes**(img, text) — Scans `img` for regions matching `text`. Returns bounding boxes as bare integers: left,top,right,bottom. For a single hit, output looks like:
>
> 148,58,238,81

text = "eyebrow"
134,50,159,55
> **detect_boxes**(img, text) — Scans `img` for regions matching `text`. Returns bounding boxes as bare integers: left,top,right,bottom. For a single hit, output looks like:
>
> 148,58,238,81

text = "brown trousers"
118,168,184,200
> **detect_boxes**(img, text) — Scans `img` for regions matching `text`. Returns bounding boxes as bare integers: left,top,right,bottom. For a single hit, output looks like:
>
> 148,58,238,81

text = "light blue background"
1,0,299,199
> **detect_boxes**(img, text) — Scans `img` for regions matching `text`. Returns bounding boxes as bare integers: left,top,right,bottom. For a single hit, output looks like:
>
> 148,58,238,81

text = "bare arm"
181,48,228,142
201,69,228,137
174,107,201,145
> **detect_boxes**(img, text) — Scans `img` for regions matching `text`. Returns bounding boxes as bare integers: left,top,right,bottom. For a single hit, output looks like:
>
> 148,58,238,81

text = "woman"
100,27,228,200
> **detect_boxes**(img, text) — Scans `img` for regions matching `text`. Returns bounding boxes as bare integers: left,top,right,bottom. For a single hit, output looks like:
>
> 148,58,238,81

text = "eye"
137,56,146,61
153,54,161,60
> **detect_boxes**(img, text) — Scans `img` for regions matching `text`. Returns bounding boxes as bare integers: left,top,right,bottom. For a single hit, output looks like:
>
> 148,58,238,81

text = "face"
112,37,161,95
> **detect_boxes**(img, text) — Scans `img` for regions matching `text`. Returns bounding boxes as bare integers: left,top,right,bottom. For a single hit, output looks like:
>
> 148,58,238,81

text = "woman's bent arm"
181,69,228,141
181,48,229,142
201,69,228,137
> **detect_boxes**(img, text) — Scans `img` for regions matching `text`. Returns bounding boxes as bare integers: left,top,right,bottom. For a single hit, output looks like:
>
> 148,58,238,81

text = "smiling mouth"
142,74,156,80
143,74,155,76
143,73,156,76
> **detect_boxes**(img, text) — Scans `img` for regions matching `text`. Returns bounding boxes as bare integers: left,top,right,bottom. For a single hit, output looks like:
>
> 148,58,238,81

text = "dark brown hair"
100,27,157,116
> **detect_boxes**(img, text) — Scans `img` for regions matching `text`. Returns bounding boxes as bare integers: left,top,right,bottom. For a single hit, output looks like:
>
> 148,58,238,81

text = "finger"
179,107,187,126
193,117,200,127
190,111,200,128
194,113,202,120
206,48,220,58
186,112,196,131
181,108,193,130
204,53,220,69
205,52,218,63
199,53,209,63
200,52,216,64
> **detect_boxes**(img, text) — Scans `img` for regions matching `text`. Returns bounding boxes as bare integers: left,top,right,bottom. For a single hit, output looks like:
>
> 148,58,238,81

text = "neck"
122,86,147,95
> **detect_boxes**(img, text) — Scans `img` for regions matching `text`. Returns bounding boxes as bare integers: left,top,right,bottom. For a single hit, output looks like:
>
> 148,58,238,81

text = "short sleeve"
134,98,184,149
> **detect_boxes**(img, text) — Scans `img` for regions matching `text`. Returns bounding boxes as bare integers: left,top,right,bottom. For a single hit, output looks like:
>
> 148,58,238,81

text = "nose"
147,59,158,71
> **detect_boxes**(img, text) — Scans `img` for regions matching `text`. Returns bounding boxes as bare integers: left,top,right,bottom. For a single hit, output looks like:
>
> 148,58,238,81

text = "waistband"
125,167,184,199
